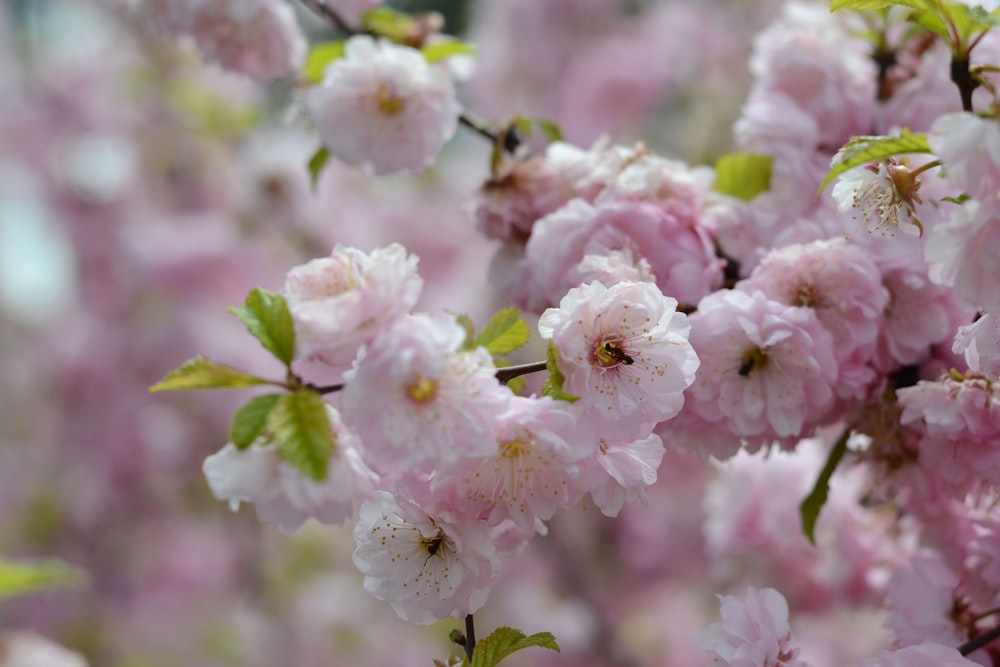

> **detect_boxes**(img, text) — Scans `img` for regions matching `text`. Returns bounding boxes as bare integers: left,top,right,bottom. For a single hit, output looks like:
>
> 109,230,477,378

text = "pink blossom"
884,553,965,649
352,490,500,624
926,197,1000,312
284,243,423,369
526,198,722,309
538,280,699,436
954,314,1000,379
441,396,595,530
693,587,810,667
860,644,983,667
153,0,307,81
576,431,665,517
340,313,511,474
929,112,1000,201
202,407,379,533
831,160,926,238
474,155,576,245
306,36,460,176
684,290,838,446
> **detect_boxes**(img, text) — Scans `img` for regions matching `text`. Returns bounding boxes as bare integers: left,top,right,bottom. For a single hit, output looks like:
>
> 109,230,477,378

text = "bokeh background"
0,1,889,666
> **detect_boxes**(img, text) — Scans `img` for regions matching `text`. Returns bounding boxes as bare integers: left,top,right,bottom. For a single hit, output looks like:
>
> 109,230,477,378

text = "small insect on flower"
599,341,635,366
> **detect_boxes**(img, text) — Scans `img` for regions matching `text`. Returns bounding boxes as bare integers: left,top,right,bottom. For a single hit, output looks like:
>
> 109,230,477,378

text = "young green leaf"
230,288,297,367
713,152,773,202
799,431,850,545
308,146,330,191
540,342,579,403
534,118,564,143
301,40,345,84
267,390,335,482
472,308,531,356
150,356,270,392
829,0,930,11
817,129,931,194
362,7,415,42
0,559,88,602
230,394,283,449
470,627,560,667
422,40,477,63
942,193,971,205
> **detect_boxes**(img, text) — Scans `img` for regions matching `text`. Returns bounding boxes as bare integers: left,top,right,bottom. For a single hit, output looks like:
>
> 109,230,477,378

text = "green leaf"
942,193,971,204
534,118,564,143
422,40,477,63
230,394,283,449
713,152,773,202
473,308,531,356
470,627,559,667
308,146,330,192
817,129,931,194
830,0,929,11
456,314,476,352
150,356,269,392
301,40,345,84
230,288,296,367
362,7,415,42
267,390,335,481
799,431,850,545
0,559,88,602
540,342,579,403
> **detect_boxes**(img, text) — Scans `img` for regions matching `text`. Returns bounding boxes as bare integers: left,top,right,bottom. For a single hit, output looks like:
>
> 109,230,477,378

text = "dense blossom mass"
9,0,1000,666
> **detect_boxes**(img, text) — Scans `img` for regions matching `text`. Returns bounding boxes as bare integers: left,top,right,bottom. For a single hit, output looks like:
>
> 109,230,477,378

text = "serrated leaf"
0,559,88,602
473,308,530,356
541,342,579,403
714,152,773,202
267,390,335,481
799,431,850,545
150,356,269,392
456,314,476,351
422,40,477,63
301,40,345,84
830,0,929,11
470,627,559,667
230,394,283,449
534,118,564,143
308,146,330,192
817,129,931,194
231,288,296,367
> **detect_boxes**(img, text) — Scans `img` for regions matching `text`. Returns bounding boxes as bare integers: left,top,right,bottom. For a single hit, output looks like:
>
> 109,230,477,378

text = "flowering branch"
959,621,1000,656
465,614,477,661
495,360,548,385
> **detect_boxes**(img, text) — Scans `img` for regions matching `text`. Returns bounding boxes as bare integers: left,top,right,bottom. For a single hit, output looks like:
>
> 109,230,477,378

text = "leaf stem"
465,614,477,662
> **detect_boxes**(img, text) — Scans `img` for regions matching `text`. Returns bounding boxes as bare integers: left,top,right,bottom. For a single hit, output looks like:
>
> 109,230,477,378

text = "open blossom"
352,490,500,624
575,432,665,517
861,644,983,667
202,407,379,534
693,587,810,667
538,280,699,437
925,196,1000,312
884,553,965,649
340,313,511,474
954,314,1000,378
306,35,460,176
929,112,1000,200
685,290,838,446
831,159,925,237
284,243,422,369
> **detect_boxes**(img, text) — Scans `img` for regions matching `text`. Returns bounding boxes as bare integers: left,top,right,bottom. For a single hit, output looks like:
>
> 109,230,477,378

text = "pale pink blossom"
153,0,307,81
202,408,379,533
538,280,699,436
284,243,423,369
684,290,838,446
340,313,510,473
474,155,576,245
693,587,810,667
352,490,500,624
306,36,460,176
832,160,925,238
440,396,594,530
576,431,665,517
926,197,1000,312
929,112,1000,200
860,644,983,667
884,553,965,649
954,314,1000,379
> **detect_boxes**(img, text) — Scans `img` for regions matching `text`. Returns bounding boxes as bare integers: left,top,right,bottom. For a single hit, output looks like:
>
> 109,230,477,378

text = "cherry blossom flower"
693,587,810,667
926,197,1000,313
284,243,423,369
860,644,983,667
953,314,1000,379
538,280,699,437
352,490,500,624
306,35,460,176
202,407,379,533
929,112,1000,200
575,431,665,517
884,553,965,649
683,289,838,447
340,313,511,474
832,160,925,238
